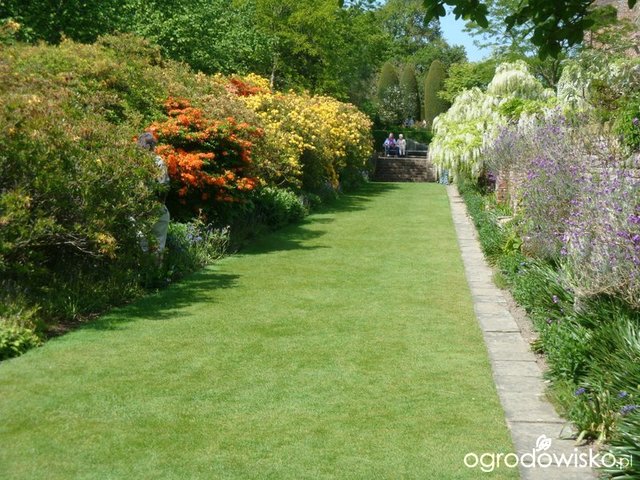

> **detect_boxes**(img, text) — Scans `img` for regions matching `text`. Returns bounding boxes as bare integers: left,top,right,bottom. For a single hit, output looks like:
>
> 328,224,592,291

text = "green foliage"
0,293,42,361
163,220,230,281
460,183,640,452
253,187,308,229
0,40,163,328
410,40,466,76
376,61,399,100
250,0,392,101
423,0,639,58
458,0,566,87
423,59,448,129
0,0,468,114
439,60,496,103
613,95,640,151
604,412,640,478
400,62,420,120
126,0,274,76
0,0,126,43
1,0,393,106
457,180,506,261
0,322,41,361
0,17,21,44
378,0,442,56
376,0,467,84
373,128,432,149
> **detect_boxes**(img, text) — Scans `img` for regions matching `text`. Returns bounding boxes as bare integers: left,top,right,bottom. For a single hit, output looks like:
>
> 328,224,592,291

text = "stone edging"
446,185,598,480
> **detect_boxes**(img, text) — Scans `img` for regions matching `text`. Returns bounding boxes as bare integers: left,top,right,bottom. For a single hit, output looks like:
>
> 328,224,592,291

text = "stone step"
373,156,437,183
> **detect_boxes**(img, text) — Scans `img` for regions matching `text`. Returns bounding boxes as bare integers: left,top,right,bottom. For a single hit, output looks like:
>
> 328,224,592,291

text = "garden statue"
137,132,171,254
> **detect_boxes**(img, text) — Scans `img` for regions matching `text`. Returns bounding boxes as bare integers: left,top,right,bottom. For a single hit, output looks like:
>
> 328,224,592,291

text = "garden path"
447,186,597,480
1,183,517,479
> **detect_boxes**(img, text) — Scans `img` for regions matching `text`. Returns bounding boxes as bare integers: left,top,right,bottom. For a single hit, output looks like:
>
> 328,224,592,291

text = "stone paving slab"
492,360,542,378
475,313,521,333
484,332,538,362
447,186,597,480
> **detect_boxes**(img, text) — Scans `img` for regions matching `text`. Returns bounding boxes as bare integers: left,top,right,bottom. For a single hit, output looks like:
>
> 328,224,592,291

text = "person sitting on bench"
397,134,406,157
383,133,398,156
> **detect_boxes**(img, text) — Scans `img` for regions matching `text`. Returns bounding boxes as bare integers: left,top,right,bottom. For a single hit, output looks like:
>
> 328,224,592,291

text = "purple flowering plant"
562,156,640,309
486,110,588,259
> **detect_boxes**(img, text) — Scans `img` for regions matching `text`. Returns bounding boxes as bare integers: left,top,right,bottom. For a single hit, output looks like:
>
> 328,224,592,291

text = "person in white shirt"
397,134,407,157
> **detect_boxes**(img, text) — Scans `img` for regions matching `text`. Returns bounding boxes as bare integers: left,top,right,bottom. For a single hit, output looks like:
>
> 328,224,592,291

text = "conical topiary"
400,62,420,121
377,61,399,101
423,59,448,129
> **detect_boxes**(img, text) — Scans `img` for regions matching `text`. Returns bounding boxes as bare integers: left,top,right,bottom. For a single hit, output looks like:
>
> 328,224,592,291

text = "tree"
439,60,496,103
409,40,467,76
422,0,639,58
124,0,275,75
248,0,391,100
0,0,126,43
377,0,466,75
400,63,420,120
423,59,448,128
459,0,573,87
378,0,442,56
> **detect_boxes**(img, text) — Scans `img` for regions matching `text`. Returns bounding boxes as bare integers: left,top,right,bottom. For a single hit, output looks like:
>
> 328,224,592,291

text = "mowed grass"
0,183,517,479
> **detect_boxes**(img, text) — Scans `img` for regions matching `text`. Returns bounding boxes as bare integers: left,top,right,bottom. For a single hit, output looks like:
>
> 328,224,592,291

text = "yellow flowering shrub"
232,76,373,192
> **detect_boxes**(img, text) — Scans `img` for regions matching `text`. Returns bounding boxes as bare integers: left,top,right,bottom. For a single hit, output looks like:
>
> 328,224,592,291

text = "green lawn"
0,183,517,479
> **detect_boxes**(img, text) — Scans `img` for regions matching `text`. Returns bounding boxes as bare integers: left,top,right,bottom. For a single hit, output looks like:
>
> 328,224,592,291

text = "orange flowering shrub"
149,98,262,215
225,75,270,97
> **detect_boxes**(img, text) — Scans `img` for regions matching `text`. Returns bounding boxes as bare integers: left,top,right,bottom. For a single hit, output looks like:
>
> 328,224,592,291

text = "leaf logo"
535,435,552,452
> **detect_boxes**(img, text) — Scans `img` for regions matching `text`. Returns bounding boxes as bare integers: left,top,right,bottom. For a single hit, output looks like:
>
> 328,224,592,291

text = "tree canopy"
0,0,467,119
422,0,639,57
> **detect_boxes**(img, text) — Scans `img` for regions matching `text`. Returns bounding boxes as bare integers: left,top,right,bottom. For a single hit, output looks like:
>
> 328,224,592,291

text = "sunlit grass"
0,183,516,479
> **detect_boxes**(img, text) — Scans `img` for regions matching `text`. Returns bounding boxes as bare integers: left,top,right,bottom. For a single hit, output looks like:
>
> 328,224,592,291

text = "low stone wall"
373,156,437,182
496,160,640,213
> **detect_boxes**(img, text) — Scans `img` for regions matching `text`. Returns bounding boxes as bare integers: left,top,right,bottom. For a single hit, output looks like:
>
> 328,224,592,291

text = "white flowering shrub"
429,61,551,180
557,52,640,110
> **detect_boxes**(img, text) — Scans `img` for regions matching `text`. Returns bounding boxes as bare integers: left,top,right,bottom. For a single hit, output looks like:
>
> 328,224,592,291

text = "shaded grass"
0,183,516,479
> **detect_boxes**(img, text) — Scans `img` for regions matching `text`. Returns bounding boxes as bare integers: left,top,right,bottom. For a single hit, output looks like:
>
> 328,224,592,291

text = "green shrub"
540,319,592,382
0,295,42,360
163,220,230,281
423,59,448,129
376,61,399,101
0,322,41,361
0,36,197,335
372,128,432,149
253,187,308,229
439,60,496,104
400,62,420,121
458,183,505,261
612,94,640,151
0,99,159,325
561,382,626,443
509,262,572,317
603,411,640,478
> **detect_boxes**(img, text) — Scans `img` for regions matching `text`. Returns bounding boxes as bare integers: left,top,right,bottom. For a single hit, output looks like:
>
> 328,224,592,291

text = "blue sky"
439,11,492,62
